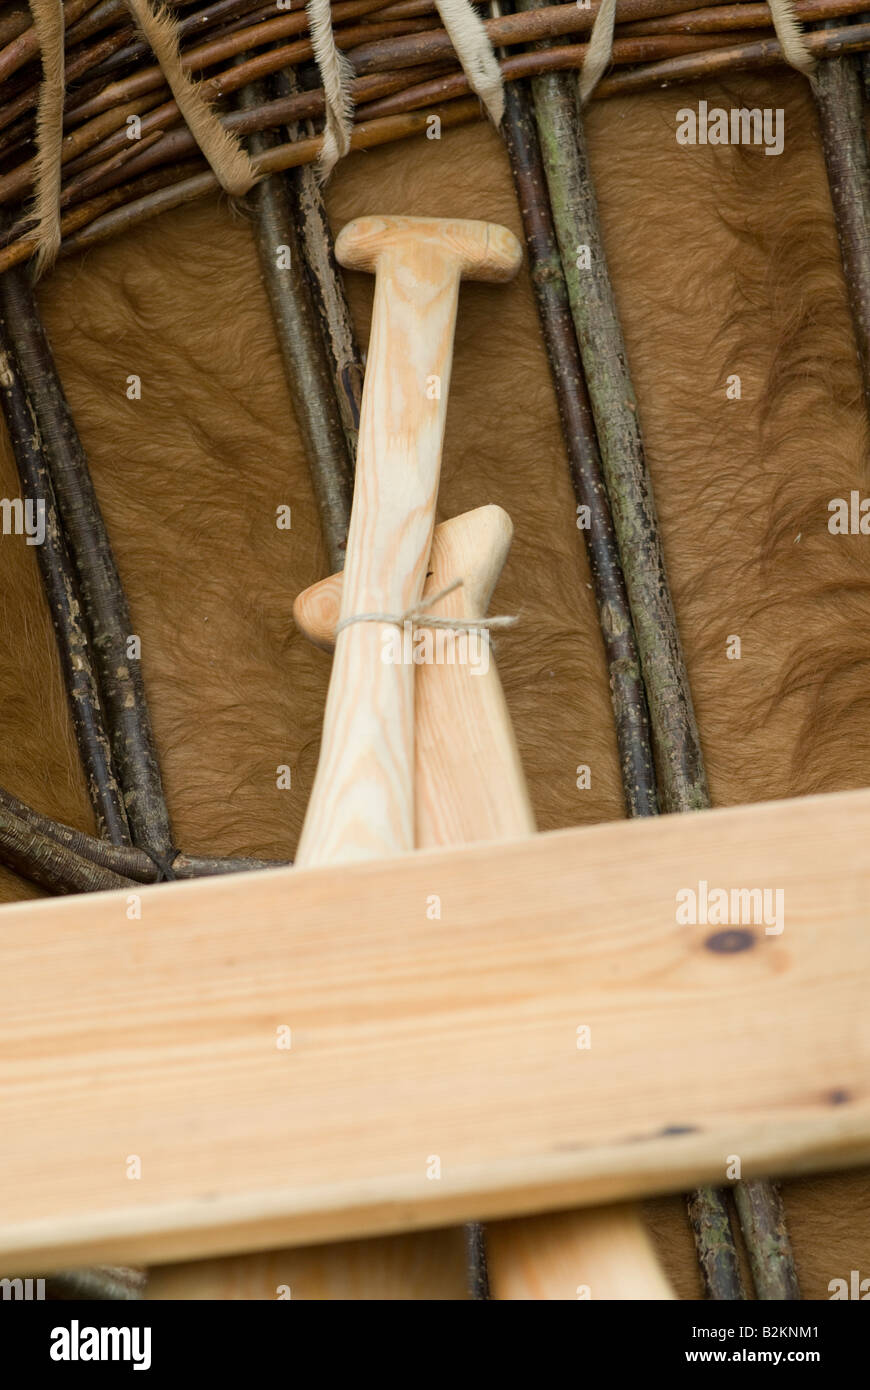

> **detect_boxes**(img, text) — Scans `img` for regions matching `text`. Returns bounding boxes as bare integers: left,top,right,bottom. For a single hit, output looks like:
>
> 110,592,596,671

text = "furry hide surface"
1,69,868,1299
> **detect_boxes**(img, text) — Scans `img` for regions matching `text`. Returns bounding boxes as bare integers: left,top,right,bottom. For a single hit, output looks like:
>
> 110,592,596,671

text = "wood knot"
704,928,755,953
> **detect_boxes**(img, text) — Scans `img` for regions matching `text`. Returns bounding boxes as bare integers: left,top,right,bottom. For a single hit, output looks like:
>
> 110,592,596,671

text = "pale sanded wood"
294,504,535,843
2,788,870,1269
147,1228,470,1301
195,510,521,1303
297,507,672,1298
208,223,520,1301
295,216,521,868
485,1207,673,1301
266,504,528,1301
180,512,522,1302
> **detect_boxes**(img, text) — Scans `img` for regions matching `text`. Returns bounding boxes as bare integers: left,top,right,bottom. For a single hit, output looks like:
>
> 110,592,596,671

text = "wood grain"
294,216,521,868
297,506,672,1297
294,504,535,843
147,1228,469,1300
1,787,870,1270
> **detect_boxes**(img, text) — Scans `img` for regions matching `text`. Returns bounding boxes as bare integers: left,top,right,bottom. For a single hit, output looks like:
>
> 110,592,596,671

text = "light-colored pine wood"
155,230,522,1304
147,1228,470,1301
179,511,522,1302
485,1207,674,1301
296,506,671,1299
255,222,520,1300
295,216,521,868
294,504,535,843
3,787,870,1269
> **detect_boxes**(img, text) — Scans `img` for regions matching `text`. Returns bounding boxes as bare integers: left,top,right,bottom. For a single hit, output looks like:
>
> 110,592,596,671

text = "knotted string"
334,578,518,635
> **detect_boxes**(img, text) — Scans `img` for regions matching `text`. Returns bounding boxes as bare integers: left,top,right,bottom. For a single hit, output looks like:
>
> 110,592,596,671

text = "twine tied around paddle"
334,578,519,636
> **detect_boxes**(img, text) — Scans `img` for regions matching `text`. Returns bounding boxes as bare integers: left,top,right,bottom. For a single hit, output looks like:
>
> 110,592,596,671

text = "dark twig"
465,1220,491,1299
732,1179,801,1300
687,1188,747,1300
0,801,136,894
495,58,657,816
0,784,287,884
0,268,174,857
811,27,870,415
172,853,291,877
42,1267,146,1300
0,272,131,844
518,1,705,815
514,0,753,1298
276,66,364,471
238,79,359,568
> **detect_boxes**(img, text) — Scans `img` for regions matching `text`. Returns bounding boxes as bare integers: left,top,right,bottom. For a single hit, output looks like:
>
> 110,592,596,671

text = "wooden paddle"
148,216,522,1299
295,215,521,869
295,503,674,1299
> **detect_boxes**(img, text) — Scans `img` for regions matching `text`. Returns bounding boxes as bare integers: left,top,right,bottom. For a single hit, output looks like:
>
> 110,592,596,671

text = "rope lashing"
766,0,817,75
434,0,505,125
28,0,507,262
580,0,617,105
334,579,518,635
28,0,65,276
307,0,357,177
576,0,815,104
26,0,258,275
308,0,506,178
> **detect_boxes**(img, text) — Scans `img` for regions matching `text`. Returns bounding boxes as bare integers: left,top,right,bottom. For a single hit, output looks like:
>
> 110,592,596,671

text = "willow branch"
810,31,870,415
0,102,477,273
357,31,747,117
238,79,354,570
496,65,657,816
595,15,870,91
733,1179,801,1299
0,268,174,856
687,1189,747,1300
276,65,363,472
0,801,136,893
521,14,706,815
54,65,449,206
0,0,101,81
0,272,131,844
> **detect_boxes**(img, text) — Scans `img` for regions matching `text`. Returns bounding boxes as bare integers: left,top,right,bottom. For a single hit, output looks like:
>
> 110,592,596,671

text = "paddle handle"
408,510,675,1302
295,219,521,869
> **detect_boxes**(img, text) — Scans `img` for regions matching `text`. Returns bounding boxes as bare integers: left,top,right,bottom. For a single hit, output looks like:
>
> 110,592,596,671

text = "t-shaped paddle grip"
335,215,522,282
295,215,521,868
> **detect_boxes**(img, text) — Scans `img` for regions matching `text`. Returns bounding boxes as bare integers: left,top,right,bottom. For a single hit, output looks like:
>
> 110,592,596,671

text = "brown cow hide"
1,68,868,1299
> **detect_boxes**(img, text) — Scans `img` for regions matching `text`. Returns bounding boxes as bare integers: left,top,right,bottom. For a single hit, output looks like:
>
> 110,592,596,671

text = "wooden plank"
2,786,870,1270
